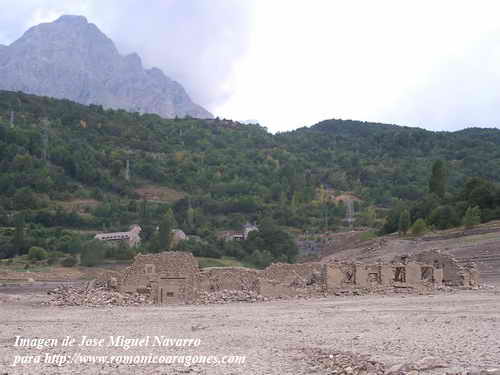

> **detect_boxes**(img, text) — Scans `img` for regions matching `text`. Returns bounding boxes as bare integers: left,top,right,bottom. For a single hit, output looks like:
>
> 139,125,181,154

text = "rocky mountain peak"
0,15,212,119
54,14,89,24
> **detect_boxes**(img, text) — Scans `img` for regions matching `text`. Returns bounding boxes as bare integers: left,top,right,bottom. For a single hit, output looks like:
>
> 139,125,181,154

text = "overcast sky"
1,1,500,132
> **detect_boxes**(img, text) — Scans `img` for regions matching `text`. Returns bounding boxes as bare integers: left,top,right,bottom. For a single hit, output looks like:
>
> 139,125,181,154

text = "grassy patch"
197,256,252,268
360,231,377,241
0,255,52,272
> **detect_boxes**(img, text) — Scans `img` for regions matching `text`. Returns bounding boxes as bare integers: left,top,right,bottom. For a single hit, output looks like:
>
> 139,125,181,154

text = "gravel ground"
0,289,499,374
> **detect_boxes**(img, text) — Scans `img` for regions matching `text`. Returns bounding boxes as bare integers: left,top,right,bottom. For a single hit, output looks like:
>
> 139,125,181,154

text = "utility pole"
179,128,184,146
41,118,49,163
345,200,354,230
10,110,14,128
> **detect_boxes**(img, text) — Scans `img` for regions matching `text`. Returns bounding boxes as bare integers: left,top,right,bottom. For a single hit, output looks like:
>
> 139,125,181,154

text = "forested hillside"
2,90,500,264
281,119,500,204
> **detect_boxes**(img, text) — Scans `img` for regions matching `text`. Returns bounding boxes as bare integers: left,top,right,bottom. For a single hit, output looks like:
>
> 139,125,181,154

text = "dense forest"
1,90,500,265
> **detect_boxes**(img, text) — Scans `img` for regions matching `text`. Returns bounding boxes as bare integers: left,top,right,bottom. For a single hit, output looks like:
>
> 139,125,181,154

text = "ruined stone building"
323,262,443,291
393,250,480,288
94,224,141,247
118,250,479,304
120,252,199,304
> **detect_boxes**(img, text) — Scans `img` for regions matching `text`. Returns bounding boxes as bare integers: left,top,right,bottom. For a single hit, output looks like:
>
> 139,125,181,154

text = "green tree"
61,255,77,267
186,199,195,231
243,249,273,269
290,192,298,215
463,206,481,229
13,188,38,210
398,209,410,235
428,205,460,230
244,217,298,263
429,160,448,198
379,201,406,235
80,240,106,267
410,218,427,236
140,199,148,218
28,247,48,261
128,200,137,213
358,206,377,227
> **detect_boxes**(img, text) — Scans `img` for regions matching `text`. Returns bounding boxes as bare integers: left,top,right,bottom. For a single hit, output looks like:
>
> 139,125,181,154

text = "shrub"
47,251,65,265
410,218,428,236
28,247,48,261
243,249,274,269
360,231,376,241
428,205,460,229
105,243,136,260
80,240,106,267
463,206,481,229
61,255,77,267
398,209,410,235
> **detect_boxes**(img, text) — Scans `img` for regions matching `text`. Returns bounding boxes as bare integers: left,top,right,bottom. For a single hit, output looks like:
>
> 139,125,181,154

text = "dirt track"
1,289,499,374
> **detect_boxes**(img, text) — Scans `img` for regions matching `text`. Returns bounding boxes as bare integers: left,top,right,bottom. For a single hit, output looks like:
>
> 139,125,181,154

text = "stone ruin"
120,252,199,304
392,249,480,288
115,250,480,304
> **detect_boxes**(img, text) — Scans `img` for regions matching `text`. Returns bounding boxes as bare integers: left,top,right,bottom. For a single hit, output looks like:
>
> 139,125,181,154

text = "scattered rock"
482,369,500,375
196,290,269,304
304,348,386,375
414,356,448,370
44,285,152,307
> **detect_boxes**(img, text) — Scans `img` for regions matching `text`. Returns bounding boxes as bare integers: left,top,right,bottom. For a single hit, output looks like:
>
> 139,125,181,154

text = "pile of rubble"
45,285,152,307
305,348,386,374
196,289,269,304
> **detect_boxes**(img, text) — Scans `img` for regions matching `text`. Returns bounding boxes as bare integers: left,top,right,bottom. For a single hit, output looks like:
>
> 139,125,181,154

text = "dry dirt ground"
1,288,499,374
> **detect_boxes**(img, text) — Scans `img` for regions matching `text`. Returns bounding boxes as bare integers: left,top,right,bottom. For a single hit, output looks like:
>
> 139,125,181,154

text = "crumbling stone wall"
120,252,199,303
117,250,478,304
257,263,324,296
325,262,441,293
199,267,259,293
434,267,444,288
325,263,356,290
396,250,480,287
261,262,323,285
405,262,422,286
462,263,480,287
355,264,382,288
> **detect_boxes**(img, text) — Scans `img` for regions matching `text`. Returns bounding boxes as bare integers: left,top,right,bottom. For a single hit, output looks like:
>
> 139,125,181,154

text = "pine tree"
398,209,410,235
140,199,147,218
12,212,25,256
290,192,298,215
429,160,448,198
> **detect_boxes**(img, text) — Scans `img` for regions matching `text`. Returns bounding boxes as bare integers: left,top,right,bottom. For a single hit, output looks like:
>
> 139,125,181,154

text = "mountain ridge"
0,15,212,119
